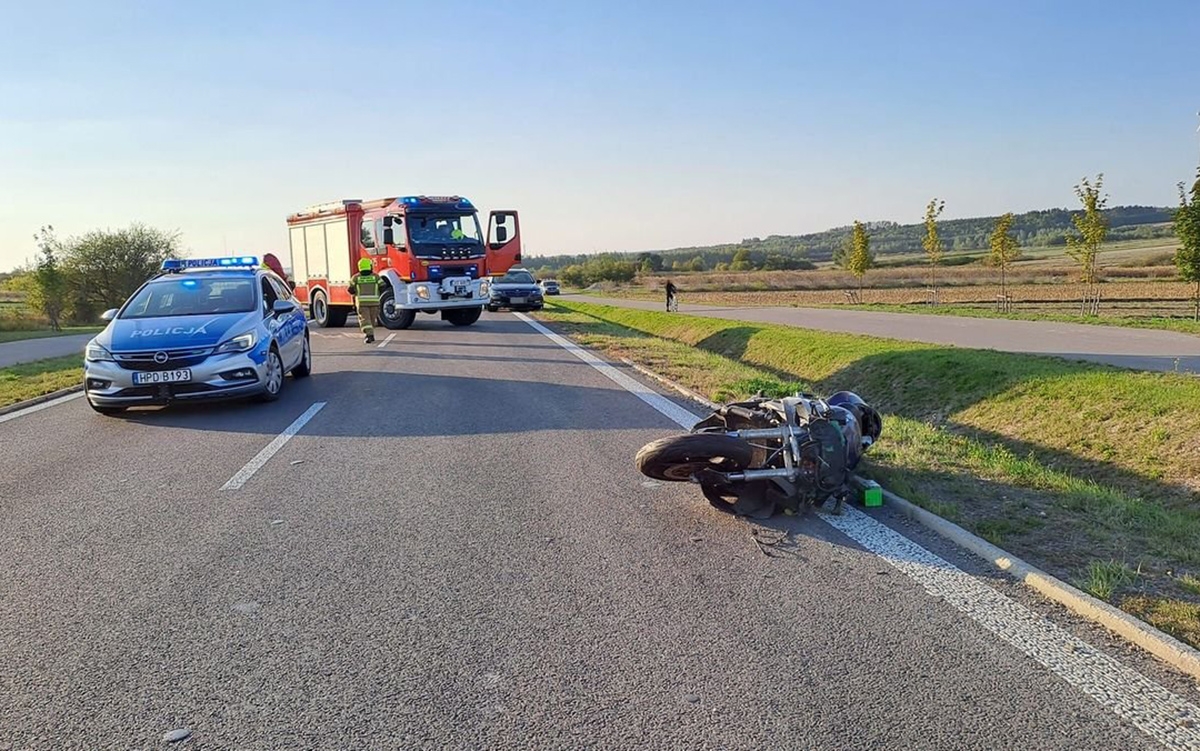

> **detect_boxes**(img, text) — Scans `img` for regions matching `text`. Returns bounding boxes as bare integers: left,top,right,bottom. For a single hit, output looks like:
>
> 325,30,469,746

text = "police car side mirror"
272,299,297,316
100,308,119,322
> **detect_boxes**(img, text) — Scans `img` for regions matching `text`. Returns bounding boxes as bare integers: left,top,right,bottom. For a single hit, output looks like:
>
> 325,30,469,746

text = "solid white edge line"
517,311,1200,750
0,391,85,425
512,313,697,429
221,401,326,491
377,333,396,349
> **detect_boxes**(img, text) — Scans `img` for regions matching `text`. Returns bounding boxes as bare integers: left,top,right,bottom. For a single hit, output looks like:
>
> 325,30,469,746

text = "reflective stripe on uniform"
353,274,381,304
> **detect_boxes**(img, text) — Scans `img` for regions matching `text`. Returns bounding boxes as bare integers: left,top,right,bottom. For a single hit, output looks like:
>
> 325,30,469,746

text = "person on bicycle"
665,279,678,312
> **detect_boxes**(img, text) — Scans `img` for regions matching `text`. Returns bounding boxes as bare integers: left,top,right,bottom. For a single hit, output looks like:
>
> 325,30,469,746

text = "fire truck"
286,196,521,329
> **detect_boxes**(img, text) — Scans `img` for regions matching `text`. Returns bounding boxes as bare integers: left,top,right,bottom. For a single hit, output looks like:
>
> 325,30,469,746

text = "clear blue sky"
2,0,1198,270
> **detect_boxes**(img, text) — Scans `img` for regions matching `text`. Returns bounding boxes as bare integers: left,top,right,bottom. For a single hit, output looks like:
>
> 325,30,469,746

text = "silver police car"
83,257,311,415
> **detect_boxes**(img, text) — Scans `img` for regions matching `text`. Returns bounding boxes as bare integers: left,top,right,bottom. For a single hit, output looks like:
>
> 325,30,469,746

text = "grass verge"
0,355,82,408
0,327,103,345
579,290,1200,336
536,300,1200,647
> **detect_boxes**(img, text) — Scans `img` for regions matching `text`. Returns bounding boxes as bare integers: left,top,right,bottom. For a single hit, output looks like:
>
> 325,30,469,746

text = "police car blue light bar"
162,256,259,271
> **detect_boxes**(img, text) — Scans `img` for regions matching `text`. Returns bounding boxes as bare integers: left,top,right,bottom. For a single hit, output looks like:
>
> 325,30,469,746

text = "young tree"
988,212,1022,310
63,223,180,315
833,235,851,270
730,247,754,271
1065,174,1109,315
1175,168,1200,321
846,220,873,302
922,198,945,304
28,226,69,330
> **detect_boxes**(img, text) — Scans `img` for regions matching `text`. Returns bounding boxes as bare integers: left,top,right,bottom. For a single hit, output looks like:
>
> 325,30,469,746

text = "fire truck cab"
286,196,521,329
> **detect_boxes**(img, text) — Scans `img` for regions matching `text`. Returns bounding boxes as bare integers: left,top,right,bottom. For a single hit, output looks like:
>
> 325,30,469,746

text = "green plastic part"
860,480,883,508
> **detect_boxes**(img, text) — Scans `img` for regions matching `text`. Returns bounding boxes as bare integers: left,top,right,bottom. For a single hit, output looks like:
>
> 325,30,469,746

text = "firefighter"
348,258,381,343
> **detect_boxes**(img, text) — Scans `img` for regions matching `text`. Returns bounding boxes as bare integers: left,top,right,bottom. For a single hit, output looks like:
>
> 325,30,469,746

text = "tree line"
526,204,1175,276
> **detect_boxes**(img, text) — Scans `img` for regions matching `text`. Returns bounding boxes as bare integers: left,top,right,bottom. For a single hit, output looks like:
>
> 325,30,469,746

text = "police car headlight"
215,332,256,354
415,285,430,300
85,341,114,362
479,280,490,296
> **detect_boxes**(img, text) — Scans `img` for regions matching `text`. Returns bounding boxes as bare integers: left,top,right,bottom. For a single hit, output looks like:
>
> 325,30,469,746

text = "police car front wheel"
258,348,285,402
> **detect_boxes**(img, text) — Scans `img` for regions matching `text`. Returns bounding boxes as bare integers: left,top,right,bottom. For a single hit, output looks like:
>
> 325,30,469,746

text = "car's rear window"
496,272,535,285
121,277,256,319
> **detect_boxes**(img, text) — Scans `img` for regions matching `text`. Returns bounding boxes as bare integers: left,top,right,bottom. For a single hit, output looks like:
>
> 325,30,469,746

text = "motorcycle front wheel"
635,434,756,482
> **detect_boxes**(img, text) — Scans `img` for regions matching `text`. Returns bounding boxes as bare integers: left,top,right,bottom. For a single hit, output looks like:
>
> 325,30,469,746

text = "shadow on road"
113,370,678,438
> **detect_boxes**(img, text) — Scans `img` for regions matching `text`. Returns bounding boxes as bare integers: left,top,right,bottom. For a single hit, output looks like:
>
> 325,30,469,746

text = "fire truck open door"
486,211,522,275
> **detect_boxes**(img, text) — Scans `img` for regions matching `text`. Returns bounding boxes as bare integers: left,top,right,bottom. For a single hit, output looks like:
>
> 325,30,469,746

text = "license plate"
454,283,468,295
510,296,526,304
133,369,192,385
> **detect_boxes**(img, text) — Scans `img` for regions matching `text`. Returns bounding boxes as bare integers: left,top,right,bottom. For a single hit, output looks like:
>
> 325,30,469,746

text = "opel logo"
153,351,169,364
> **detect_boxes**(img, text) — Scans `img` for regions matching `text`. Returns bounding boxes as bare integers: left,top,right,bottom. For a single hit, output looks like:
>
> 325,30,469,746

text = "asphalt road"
2,314,1199,750
568,295,1200,373
0,333,94,369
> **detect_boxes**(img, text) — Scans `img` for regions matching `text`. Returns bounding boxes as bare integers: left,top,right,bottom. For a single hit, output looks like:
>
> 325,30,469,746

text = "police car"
83,257,311,414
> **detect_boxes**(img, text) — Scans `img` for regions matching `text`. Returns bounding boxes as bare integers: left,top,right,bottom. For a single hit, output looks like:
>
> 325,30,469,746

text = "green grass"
0,326,102,345
536,299,1200,646
1121,595,1200,646
1179,574,1200,596
1076,560,1139,601
808,303,1200,337
0,355,82,408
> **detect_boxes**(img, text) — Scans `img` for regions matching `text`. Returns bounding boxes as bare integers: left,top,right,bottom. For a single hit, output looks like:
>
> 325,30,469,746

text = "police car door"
262,276,300,368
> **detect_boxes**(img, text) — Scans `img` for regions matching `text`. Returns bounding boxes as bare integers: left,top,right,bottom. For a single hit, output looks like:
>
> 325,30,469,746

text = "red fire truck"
286,196,521,329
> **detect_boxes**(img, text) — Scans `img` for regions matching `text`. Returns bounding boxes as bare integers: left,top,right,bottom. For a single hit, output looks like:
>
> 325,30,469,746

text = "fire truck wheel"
379,289,416,330
444,307,482,327
311,291,346,328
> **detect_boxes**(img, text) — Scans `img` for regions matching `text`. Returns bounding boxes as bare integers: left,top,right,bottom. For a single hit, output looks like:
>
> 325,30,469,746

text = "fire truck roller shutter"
326,218,352,284
288,226,308,284
304,224,328,279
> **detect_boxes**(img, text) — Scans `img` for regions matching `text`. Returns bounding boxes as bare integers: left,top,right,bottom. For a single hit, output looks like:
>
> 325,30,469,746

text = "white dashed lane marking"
516,310,1200,751
221,401,326,491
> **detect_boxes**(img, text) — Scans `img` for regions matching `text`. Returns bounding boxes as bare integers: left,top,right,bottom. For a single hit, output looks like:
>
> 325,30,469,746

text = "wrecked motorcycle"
636,391,882,518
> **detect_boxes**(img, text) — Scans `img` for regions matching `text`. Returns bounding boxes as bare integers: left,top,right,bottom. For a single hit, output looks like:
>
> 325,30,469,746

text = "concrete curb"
0,385,83,418
620,356,1200,683
873,486,1200,682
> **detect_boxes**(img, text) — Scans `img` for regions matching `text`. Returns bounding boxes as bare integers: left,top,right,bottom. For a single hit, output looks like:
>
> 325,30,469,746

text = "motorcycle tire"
635,434,756,482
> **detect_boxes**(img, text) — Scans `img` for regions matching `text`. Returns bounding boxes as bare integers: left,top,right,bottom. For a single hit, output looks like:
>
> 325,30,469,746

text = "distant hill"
528,205,1175,272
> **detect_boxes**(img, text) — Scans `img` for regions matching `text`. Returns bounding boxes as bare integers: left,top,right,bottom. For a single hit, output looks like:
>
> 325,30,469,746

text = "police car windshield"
495,271,536,285
407,214,482,248
121,277,257,319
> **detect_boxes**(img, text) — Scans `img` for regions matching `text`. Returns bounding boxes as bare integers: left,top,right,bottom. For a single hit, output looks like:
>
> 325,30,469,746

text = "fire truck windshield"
408,213,482,251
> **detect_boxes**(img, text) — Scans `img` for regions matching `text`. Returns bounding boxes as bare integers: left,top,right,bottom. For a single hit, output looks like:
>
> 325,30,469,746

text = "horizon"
3,1,1199,272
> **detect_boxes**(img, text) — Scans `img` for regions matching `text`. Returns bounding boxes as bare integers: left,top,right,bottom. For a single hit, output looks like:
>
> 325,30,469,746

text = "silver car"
83,258,312,415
